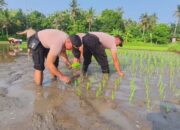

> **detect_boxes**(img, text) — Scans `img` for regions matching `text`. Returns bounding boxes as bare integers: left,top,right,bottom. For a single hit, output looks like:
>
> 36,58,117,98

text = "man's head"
65,35,82,59
114,35,123,47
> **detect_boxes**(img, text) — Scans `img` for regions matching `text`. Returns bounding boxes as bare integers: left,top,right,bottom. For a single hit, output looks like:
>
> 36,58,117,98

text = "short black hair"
69,35,82,47
115,35,123,47
69,35,82,59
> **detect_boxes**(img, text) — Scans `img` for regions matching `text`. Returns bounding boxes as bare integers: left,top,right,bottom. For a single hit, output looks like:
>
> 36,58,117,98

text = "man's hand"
66,62,72,70
118,71,125,77
58,75,71,84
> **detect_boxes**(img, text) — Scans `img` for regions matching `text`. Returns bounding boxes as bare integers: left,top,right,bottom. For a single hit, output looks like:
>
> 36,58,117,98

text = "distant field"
0,41,27,50
123,42,180,52
0,41,180,53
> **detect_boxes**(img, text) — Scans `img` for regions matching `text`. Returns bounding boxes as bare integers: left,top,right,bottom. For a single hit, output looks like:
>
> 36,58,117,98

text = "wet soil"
0,52,180,130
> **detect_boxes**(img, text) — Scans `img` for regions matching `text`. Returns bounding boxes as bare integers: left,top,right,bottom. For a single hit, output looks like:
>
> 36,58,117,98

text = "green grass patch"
123,42,180,52
1,41,180,53
168,42,180,52
123,42,168,51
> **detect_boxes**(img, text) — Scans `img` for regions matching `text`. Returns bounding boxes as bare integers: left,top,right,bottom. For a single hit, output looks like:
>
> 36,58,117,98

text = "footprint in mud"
0,88,8,97
0,96,23,111
8,71,16,76
8,73,23,84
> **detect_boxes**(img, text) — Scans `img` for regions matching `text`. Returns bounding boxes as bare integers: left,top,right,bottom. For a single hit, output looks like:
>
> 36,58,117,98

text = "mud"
0,51,180,130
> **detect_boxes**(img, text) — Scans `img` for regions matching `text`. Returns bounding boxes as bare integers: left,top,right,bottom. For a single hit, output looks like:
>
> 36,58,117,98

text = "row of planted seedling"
71,50,179,110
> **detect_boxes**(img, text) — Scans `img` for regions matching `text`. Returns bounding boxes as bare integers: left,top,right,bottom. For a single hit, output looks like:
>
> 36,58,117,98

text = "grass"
168,42,180,52
1,41,180,53
122,42,180,52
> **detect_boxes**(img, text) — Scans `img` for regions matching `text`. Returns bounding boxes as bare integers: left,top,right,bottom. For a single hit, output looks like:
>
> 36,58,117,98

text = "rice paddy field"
0,42,180,130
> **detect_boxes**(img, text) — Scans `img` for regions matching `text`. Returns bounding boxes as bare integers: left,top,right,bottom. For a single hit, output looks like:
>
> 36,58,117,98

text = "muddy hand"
59,75,71,84
119,71,125,77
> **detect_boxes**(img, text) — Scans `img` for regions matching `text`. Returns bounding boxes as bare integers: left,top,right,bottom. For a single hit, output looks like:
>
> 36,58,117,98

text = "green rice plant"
132,55,137,75
153,56,157,66
74,79,78,87
86,81,91,90
113,77,121,92
111,78,121,100
96,83,103,98
74,78,82,96
169,63,175,91
158,76,165,100
111,88,116,100
96,75,109,98
139,56,144,71
129,79,136,103
145,78,151,110
147,55,151,66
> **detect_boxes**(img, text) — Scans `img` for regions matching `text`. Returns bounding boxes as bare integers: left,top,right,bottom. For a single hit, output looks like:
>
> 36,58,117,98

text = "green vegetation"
71,62,81,69
168,42,180,52
1,41,180,53
0,0,179,45
122,42,180,52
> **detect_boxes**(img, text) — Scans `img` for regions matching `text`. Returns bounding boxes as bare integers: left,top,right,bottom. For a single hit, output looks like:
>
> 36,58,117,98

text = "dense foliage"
0,0,179,44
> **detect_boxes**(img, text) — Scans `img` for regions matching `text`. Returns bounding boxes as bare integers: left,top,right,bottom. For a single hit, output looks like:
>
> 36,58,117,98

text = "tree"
124,19,141,42
98,8,124,33
152,24,170,44
48,10,71,30
26,11,46,30
173,5,180,37
12,9,27,32
0,9,13,38
140,13,158,42
0,0,6,10
86,7,95,31
69,0,80,22
140,13,149,40
149,13,158,31
69,0,83,34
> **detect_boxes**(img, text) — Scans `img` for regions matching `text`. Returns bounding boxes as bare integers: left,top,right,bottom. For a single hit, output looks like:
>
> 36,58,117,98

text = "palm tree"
140,13,149,39
149,13,158,30
86,7,95,31
0,0,6,10
173,5,180,37
69,0,79,22
1,9,12,38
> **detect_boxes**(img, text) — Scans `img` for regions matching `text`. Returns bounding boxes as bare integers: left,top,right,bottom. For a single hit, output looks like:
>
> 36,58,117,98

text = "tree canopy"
0,0,179,44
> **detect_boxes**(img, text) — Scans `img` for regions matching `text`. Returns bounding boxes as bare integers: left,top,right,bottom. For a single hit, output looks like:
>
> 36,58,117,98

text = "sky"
5,0,180,24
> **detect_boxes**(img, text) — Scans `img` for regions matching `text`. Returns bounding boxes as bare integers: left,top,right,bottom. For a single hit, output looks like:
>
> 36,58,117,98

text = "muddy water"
0,51,180,130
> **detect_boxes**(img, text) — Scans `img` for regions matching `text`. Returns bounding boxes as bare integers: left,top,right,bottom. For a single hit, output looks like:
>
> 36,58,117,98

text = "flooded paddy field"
0,49,179,130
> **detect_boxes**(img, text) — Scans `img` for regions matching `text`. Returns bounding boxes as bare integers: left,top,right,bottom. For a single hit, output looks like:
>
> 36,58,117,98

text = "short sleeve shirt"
89,32,117,51
38,29,69,56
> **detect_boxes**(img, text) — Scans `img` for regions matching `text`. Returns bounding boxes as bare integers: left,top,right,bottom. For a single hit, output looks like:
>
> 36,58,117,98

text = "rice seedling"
158,76,165,100
111,88,116,100
96,83,103,98
129,78,136,103
110,78,121,101
86,80,91,90
145,78,151,110
74,78,82,97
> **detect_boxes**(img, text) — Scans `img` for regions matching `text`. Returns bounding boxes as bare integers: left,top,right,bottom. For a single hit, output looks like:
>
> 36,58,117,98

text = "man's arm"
111,50,124,77
46,53,71,83
16,30,27,35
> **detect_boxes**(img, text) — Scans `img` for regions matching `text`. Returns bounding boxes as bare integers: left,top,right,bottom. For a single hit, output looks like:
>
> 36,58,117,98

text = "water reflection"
147,101,180,130
32,85,64,130
0,53,15,63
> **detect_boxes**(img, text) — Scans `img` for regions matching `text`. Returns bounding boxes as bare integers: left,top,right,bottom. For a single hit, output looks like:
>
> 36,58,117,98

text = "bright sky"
5,0,180,24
